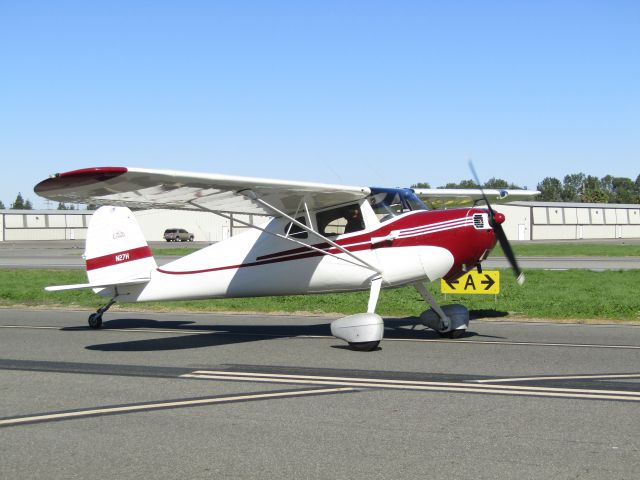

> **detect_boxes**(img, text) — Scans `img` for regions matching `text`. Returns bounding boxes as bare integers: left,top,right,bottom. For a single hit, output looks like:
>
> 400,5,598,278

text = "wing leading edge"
35,167,371,216
414,188,540,209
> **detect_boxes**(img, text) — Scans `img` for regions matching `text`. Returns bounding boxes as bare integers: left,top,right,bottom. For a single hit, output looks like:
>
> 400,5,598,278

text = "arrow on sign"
481,274,495,291
445,279,459,289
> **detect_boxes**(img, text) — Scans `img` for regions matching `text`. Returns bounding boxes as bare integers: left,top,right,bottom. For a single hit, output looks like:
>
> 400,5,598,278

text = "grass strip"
153,241,640,257
491,242,640,257
155,243,640,259
0,269,638,321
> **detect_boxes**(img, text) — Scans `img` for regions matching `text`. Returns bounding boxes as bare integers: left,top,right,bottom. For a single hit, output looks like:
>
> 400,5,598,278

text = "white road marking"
181,370,640,401
473,373,640,383
0,387,355,427
389,338,640,349
2,324,639,349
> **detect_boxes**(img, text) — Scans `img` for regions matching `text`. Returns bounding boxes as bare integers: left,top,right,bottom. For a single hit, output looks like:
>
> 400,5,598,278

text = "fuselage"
112,200,498,303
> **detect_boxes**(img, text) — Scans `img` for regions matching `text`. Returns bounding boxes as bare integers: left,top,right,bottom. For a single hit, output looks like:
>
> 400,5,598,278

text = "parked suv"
163,228,194,242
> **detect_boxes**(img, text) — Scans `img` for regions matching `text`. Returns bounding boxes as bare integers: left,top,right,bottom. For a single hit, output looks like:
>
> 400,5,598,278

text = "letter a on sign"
464,275,475,290
441,271,500,295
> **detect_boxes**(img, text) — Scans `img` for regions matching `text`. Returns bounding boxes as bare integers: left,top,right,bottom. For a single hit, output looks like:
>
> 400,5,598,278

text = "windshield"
368,187,428,222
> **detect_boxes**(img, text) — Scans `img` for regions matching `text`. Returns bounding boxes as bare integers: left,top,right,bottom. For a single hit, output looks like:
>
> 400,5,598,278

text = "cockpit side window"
369,188,428,222
316,203,365,237
284,217,308,239
370,192,403,222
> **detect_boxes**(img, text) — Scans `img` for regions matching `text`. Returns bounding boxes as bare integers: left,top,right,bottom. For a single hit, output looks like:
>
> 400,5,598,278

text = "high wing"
34,167,371,216
414,188,540,209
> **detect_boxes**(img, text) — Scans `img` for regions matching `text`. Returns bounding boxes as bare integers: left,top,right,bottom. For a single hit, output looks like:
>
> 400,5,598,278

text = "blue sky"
1,0,639,208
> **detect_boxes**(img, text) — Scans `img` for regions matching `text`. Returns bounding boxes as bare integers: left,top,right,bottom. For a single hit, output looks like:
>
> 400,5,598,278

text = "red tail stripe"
86,246,153,271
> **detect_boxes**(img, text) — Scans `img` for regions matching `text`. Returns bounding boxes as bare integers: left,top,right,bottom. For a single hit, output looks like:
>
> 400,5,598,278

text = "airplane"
34,165,539,351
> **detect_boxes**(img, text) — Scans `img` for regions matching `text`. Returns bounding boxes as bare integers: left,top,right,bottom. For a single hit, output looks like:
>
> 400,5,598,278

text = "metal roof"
506,201,640,209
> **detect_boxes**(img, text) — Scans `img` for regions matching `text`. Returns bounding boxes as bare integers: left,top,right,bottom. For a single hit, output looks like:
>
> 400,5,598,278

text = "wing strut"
187,198,382,274
239,189,382,274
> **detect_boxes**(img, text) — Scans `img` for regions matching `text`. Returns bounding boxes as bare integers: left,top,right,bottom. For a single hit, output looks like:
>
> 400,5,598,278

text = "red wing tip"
35,167,129,195
57,167,128,178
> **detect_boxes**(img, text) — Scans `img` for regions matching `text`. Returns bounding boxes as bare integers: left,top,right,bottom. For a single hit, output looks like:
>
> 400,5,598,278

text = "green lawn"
155,242,640,259
1,268,638,322
491,242,640,257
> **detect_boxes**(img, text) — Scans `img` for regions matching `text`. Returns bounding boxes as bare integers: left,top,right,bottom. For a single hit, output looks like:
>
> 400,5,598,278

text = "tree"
610,177,636,204
57,202,78,210
0,200,5,209
581,175,609,203
11,193,32,210
439,179,478,189
562,173,586,202
411,182,431,188
600,175,615,199
537,177,563,201
484,177,522,189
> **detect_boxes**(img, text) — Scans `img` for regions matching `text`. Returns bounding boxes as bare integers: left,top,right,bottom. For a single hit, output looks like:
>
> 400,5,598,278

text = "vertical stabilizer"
85,206,157,286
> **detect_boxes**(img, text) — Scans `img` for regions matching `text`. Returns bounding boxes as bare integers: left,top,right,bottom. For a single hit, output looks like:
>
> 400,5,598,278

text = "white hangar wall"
497,202,640,241
0,210,92,241
133,209,270,242
2,202,640,242
0,209,270,243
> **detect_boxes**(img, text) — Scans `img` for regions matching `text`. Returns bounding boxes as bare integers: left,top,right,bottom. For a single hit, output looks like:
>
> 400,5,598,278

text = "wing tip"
35,167,128,196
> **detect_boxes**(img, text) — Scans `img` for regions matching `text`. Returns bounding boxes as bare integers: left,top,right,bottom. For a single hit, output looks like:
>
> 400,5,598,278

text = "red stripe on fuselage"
157,209,497,277
86,246,153,271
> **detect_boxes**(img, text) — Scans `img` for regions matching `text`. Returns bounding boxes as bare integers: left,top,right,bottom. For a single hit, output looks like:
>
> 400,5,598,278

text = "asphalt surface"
1,240,640,270
1,308,639,479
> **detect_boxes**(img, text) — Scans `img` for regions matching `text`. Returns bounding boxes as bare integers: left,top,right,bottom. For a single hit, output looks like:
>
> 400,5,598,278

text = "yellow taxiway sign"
441,271,500,295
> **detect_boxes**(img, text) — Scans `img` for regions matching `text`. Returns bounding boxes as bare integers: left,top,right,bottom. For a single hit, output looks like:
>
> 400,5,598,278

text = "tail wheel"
88,313,103,329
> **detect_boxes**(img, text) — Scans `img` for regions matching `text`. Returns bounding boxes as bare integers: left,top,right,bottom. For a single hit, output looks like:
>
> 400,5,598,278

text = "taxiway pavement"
1,240,640,270
1,308,639,479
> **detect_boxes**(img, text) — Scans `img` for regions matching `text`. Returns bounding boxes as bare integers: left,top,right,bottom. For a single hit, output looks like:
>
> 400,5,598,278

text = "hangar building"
1,202,639,242
0,209,268,243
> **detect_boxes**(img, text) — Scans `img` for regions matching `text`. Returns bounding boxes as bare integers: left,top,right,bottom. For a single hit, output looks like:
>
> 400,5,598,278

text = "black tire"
348,341,380,351
88,313,103,329
189,236,194,242
437,329,466,339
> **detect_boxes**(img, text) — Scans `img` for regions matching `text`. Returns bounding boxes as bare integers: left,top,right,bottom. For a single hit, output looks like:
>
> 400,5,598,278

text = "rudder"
85,206,157,286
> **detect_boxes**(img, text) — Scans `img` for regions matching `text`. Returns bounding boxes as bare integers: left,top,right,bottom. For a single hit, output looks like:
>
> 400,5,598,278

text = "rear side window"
284,217,308,239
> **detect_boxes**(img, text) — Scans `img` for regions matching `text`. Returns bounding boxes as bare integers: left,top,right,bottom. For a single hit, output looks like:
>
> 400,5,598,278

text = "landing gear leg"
413,282,469,338
88,298,116,329
331,276,384,351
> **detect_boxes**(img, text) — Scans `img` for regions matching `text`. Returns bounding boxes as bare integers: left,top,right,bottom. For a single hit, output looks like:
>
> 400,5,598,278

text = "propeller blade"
494,221,525,285
468,161,525,285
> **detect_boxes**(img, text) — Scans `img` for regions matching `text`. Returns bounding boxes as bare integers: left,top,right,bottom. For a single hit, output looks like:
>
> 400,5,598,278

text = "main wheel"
88,313,103,329
348,341,380,351
437,329,466,339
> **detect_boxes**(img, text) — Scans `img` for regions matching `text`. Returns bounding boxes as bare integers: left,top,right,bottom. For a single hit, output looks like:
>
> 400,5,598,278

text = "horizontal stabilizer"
45,277,151,292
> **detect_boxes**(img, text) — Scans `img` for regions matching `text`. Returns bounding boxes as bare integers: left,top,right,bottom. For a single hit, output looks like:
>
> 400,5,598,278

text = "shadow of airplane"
63,309,508,352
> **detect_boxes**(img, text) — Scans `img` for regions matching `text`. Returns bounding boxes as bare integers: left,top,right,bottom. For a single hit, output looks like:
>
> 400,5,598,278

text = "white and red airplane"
34,166,538,350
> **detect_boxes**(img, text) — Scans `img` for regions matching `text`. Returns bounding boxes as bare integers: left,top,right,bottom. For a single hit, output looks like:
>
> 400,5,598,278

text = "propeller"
469,161,525,285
